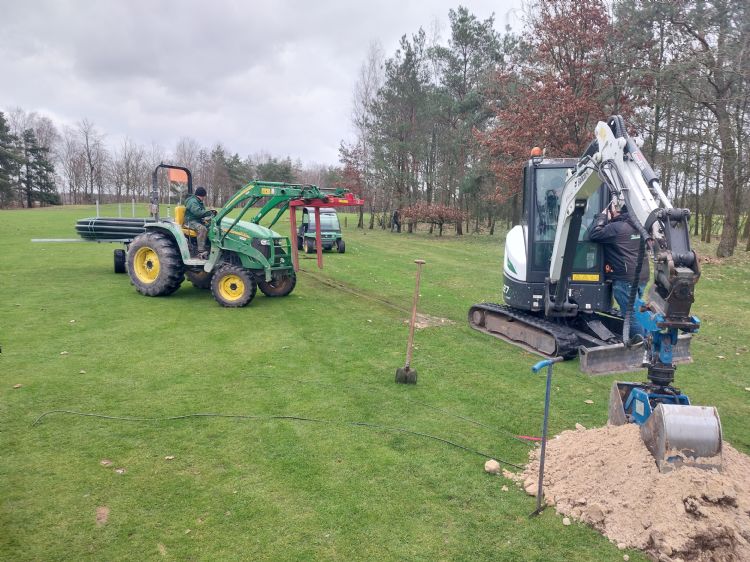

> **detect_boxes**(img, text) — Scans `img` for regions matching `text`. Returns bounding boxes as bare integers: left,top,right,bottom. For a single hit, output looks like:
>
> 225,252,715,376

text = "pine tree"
0,112,20,207
18,128,59,207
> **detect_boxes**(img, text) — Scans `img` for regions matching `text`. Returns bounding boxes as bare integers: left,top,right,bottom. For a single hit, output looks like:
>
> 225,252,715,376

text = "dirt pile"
519,424,750,561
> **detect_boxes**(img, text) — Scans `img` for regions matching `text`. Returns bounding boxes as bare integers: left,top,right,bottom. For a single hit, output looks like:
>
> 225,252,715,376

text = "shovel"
395,259,425,384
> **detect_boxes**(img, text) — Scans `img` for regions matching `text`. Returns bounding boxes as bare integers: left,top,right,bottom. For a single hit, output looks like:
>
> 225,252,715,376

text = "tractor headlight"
260,239,270,246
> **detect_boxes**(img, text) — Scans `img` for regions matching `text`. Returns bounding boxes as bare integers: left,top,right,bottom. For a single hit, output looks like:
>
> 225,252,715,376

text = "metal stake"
530,356,563,516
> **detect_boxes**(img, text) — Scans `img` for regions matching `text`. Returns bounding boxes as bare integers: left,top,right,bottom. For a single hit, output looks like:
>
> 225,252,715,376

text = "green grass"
1,205,748,561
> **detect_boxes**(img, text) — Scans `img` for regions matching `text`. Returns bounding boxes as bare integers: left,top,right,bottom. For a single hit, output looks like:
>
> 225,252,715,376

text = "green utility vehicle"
111,164,356,307
297,207,345,254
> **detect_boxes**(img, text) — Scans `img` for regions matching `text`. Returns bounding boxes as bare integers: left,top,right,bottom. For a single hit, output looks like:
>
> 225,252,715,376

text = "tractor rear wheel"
211,265,256,307
127,232,184,296
186,269,212,290
258,272,296,297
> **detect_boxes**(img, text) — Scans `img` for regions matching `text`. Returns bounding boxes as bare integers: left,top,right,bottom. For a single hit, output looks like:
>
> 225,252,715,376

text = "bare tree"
174,136,200,170
77,119,107,201
57,126,87,203
348,40,385,228
664,0,750,256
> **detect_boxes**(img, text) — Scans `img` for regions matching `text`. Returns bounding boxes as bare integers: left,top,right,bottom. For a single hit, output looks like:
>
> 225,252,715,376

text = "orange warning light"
168,169,188,183
530,147,543,158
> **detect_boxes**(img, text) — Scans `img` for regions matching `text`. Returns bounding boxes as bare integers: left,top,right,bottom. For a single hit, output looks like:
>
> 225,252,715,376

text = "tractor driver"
184,186,215,259
587,202,650,340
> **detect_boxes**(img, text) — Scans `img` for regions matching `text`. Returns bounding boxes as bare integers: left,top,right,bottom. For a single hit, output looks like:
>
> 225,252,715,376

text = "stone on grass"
484,459,501,474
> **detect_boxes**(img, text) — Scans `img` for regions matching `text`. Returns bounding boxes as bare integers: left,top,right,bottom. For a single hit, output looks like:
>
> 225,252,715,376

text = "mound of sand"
518,424,750,561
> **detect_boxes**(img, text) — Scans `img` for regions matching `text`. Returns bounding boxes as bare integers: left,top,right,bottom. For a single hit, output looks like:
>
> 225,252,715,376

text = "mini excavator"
469,116,722,471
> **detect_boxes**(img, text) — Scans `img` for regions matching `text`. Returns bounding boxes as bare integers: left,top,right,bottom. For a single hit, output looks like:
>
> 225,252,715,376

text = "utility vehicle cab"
298,207,345,254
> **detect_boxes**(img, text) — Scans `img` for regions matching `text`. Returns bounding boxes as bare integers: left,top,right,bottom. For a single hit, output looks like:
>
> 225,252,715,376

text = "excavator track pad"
469,303,693,375
468,303,579,359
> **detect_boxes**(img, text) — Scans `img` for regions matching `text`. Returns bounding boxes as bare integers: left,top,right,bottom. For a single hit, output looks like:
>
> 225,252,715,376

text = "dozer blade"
641,404,722,473
579,333,693,375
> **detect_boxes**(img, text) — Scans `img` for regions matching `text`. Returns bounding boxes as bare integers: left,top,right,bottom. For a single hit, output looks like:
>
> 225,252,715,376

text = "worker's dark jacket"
587,211,649,283
184,194,212,224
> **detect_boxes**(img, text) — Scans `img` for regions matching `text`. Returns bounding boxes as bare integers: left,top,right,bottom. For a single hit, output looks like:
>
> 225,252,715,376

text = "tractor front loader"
78,163,362,307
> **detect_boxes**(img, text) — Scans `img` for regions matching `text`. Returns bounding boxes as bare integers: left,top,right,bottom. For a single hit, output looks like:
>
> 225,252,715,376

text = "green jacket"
184,194,212,224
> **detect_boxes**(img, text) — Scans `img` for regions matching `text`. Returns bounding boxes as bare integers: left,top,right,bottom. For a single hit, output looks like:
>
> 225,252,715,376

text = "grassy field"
1,205,749,561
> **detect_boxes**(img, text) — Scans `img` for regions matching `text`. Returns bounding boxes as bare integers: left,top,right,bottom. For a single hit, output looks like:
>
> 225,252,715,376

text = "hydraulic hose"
621,191,651,346
623,237,646,345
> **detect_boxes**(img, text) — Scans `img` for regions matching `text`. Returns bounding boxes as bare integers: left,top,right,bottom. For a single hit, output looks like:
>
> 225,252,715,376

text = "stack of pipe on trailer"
75,217,157,242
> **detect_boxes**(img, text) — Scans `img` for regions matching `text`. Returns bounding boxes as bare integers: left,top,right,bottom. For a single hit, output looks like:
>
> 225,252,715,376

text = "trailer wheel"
127,232,184,296
305,238,315,254
114,249,127,273
258,272,296,297
336,239,346,254
211,265,256,307
186,270,212,290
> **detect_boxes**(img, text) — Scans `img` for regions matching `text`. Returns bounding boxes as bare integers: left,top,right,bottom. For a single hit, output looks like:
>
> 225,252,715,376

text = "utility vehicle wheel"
211,265,256,307
336,239,346,254
127,232,184,296
258,272,297,297
305,239,315,254
186,269,212,290
114,249,126,273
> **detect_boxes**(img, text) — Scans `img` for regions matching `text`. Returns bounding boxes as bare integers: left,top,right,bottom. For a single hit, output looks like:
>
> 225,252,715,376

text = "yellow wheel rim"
133,246,160,283
218,274,245,301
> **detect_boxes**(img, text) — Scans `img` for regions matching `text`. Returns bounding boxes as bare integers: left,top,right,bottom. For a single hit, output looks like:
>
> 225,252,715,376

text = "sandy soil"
516,424,750,561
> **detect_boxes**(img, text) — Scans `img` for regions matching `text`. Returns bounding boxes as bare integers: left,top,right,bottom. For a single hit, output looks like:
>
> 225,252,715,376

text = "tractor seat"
174,205,198,237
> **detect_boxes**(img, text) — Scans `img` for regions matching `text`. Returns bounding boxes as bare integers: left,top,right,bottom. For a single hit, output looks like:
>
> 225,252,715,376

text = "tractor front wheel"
305,238,315,254
211,265,257,307
127,232,184,296
258,272,297,297
336,239,346,254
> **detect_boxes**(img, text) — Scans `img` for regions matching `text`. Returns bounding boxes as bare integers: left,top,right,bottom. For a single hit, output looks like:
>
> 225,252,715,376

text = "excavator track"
468,303,580,359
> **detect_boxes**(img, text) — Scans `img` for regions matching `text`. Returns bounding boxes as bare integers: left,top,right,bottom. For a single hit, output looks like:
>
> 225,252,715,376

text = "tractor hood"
219,218,283,240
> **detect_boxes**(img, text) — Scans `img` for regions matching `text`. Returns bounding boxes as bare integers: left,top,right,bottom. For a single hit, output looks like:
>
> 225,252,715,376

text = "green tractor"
125,164,354,307
297,207,345,254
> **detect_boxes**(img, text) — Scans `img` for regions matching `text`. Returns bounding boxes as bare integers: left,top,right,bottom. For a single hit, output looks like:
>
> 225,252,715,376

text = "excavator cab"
522,161,607,303
500,159,616,330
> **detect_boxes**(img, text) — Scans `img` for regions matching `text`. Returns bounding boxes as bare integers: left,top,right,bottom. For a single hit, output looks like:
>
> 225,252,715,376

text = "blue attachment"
634,295,700,367
532,359,552,373
620,384,691,425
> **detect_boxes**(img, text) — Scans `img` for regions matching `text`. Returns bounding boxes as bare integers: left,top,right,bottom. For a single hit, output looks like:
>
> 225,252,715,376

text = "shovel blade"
395,367,417,384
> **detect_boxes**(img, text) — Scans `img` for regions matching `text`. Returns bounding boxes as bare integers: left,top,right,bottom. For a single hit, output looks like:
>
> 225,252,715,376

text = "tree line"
0,108,343,211
340,0,749,257
1,0,747,257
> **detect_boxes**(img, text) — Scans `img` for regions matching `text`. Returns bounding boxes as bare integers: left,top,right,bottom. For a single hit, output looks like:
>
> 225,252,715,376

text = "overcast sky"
0,0,523,166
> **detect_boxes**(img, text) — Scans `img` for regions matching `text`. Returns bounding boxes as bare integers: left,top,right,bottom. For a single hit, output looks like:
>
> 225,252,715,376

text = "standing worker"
184,186,215,259
587,202,650,339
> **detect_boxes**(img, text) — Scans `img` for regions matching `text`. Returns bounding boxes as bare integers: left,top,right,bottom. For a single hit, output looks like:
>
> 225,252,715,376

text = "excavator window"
531,167,602,274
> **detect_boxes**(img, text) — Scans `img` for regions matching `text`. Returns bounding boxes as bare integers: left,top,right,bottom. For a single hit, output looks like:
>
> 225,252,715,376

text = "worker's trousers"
612,279,647,338
187,221,208,252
